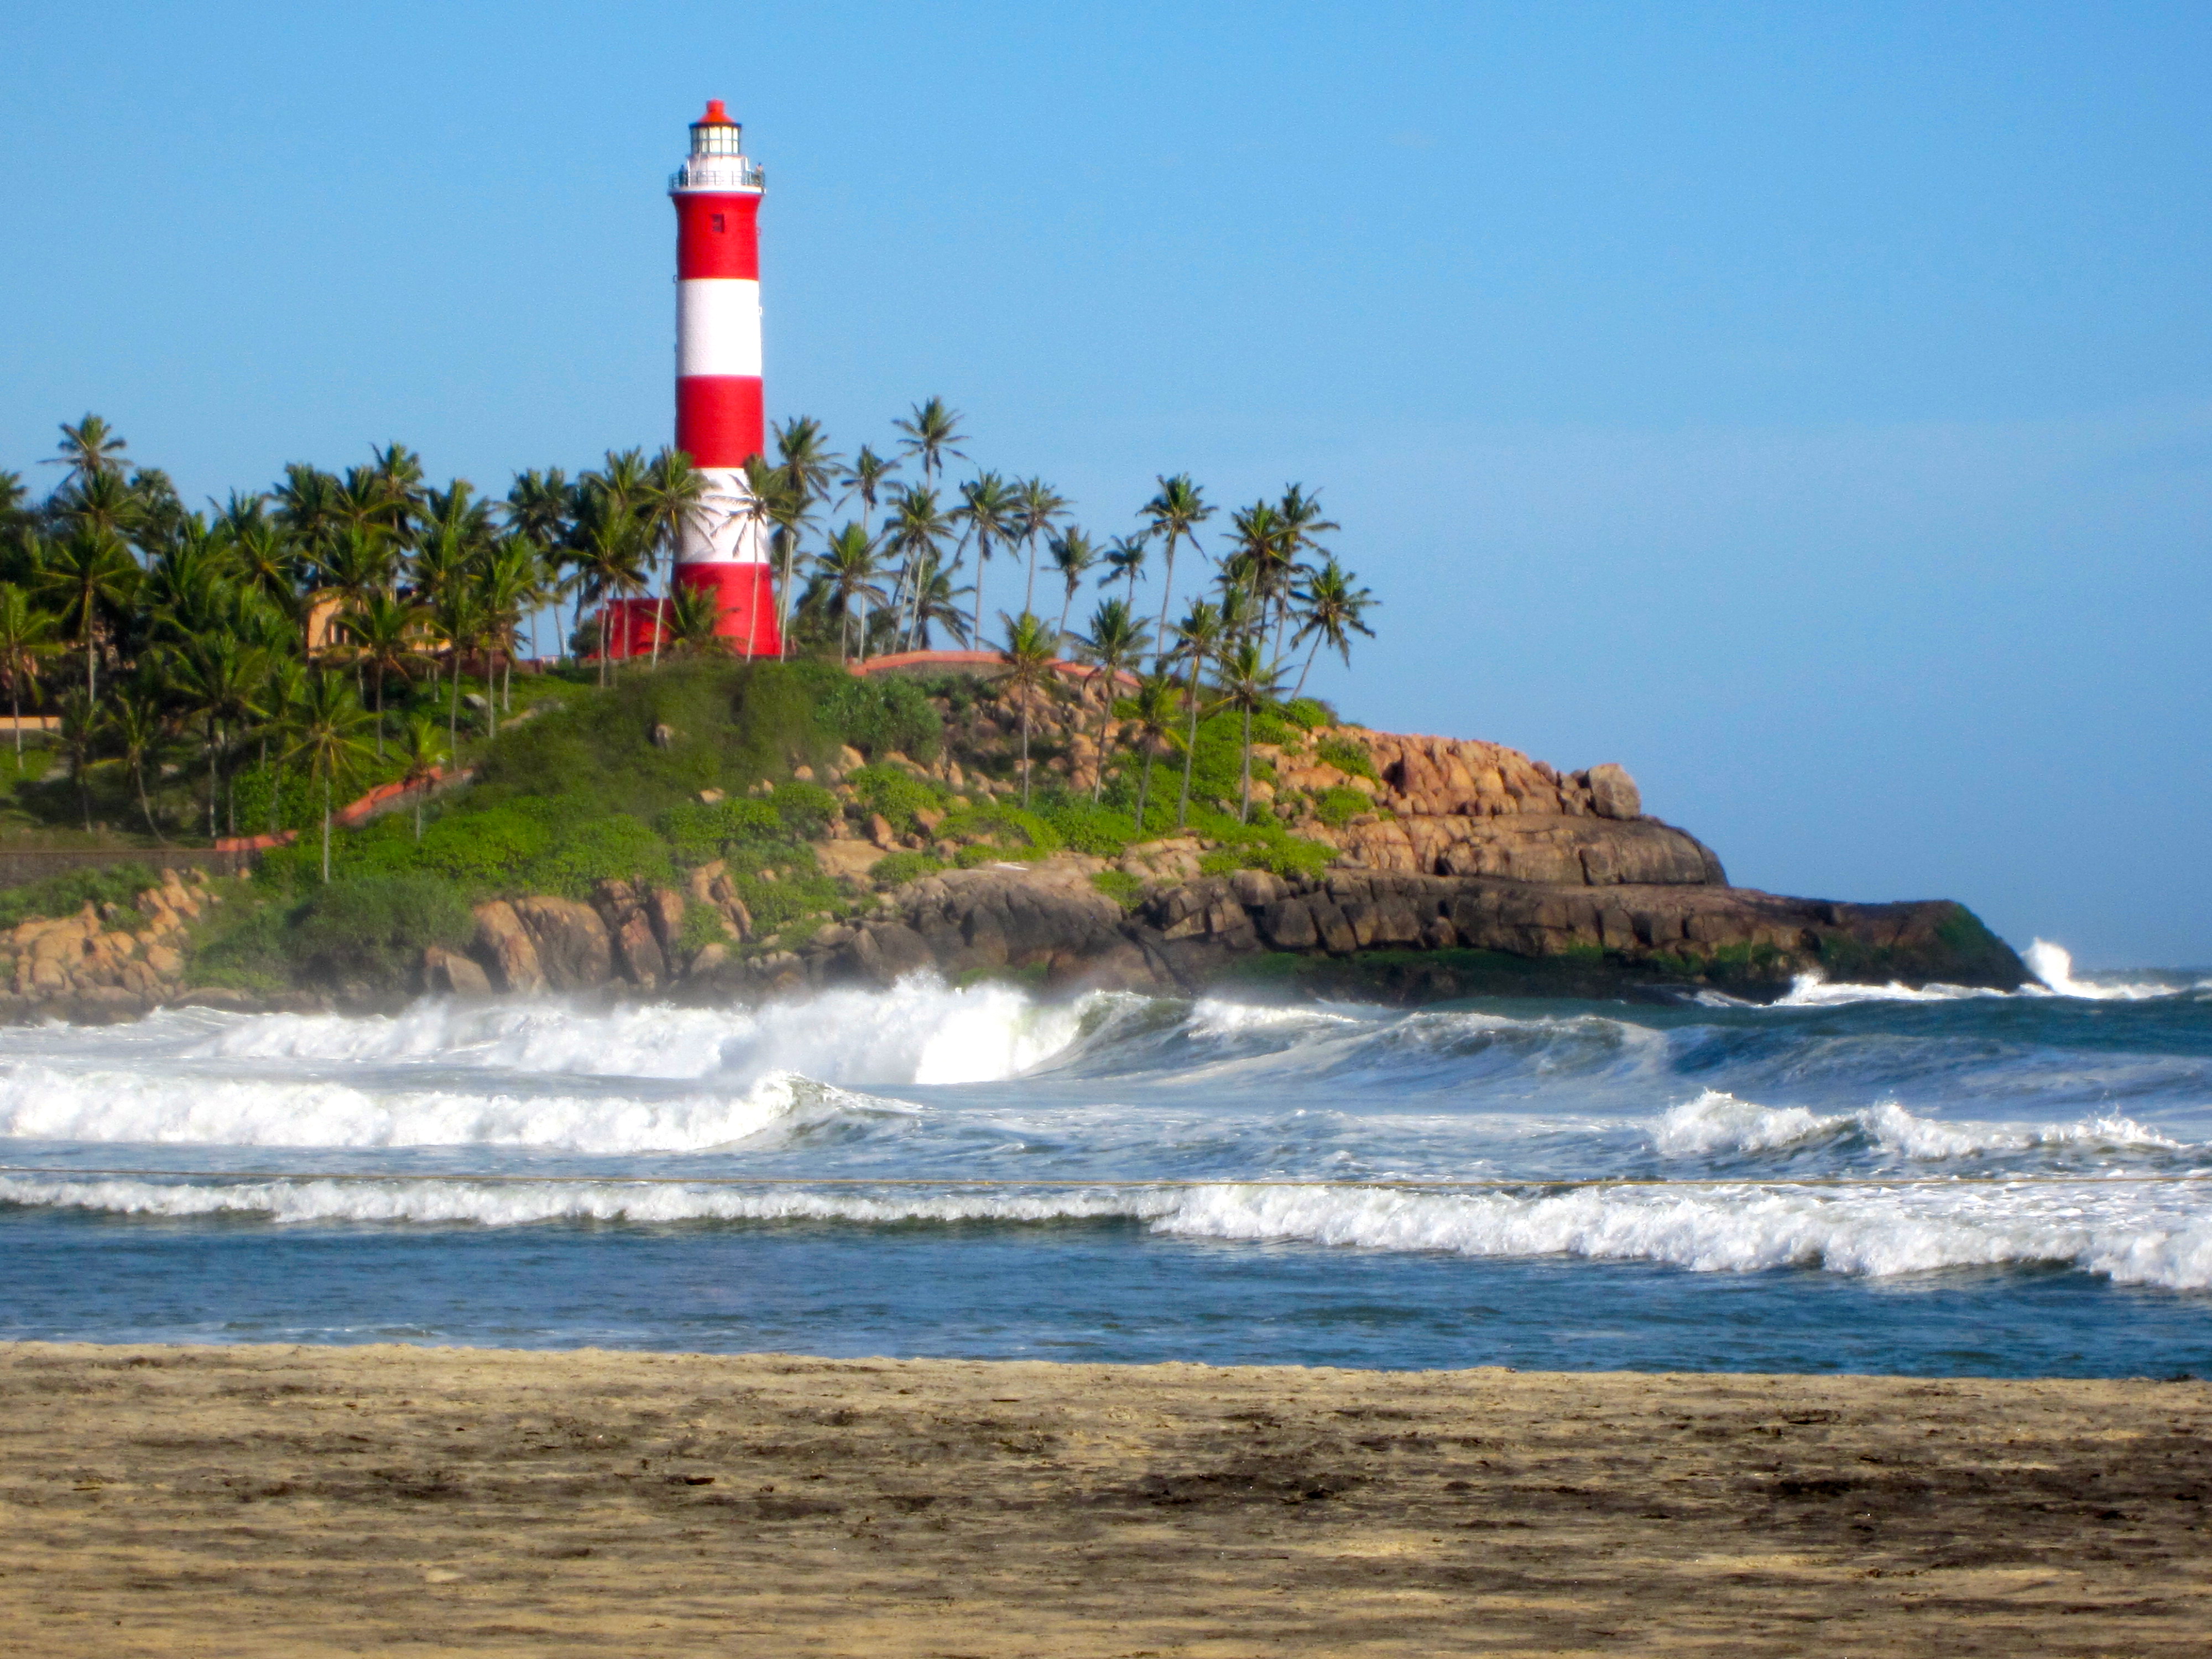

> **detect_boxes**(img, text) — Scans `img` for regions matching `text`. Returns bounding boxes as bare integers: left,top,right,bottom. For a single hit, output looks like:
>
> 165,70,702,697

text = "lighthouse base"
677,561,781,656
599,565,782,662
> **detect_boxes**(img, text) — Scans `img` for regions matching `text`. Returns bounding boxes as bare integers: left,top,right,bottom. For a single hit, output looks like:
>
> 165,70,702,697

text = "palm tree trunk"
321,777,332,884
1020,692,1032,808
1293,635,1322,700
1239,705,1253,825
971,541,987,650
1091,674,1112,805
450,660,462,750
10,684,20,771
207,723,218,842
1023,535,1039,615
1154,533,1178,671
1135,747,1154,831
374,664,385,757
1176,662,1202,830
136,765,164,844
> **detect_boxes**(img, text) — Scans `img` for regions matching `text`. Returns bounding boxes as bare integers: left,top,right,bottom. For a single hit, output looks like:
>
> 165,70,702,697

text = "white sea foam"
1772,941,2200,1008
0,1066,907,1154
2023,940,2198,1003
1650,1088,2187,1161
8,1172,2211,1291
1775,974,2009,1007
182,977,1092,1087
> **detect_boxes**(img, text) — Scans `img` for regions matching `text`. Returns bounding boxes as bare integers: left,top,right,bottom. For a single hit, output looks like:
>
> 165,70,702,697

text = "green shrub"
677,901,733,954
1316,734,1378,781
1091,869,1145,910
1312,785,1372,827
409,804,555,886
955,842,1041,867
656,798,782,865
937,799,1061,854
734,869,844,937
816,675,943,762
771,780,839,839
0,863,160,929
1281,698,1334,731
185,892,292,990
868,851,944,887
283,874,473,988
848,765,946,833
528,814,672,898
1036,797,1135,857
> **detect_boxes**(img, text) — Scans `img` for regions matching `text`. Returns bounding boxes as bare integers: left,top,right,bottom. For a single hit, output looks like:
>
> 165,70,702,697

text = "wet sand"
1,1342,2207,1656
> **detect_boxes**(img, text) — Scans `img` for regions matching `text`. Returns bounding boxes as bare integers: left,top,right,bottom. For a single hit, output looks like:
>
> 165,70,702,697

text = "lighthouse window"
711,213,726,233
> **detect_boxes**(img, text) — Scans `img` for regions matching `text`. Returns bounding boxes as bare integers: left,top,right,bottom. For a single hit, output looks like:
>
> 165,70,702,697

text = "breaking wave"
1650,1088,2190,1162
7,1172,2209,1291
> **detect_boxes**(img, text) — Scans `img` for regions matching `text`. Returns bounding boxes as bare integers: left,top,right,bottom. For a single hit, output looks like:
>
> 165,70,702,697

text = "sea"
3,940,2210,1378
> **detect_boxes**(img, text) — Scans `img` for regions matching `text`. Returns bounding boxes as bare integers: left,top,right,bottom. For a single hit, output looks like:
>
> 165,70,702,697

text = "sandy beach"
0,1343,2204,1655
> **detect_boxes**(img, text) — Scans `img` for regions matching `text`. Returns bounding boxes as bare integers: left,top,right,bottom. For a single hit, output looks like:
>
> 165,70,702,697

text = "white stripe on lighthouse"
676,279,763,377
679,466,771,565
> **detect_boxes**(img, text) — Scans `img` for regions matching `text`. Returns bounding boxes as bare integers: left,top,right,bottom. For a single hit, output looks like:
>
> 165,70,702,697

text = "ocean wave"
179,977,1092,1087
7,1172,2210,1291
1772,941,2204,1008
0,1066,910,1154
1650,1088,2188,1162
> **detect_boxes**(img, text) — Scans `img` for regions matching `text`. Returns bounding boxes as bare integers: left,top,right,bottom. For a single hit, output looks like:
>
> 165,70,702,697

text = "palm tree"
56,690,98,833
503,467,572,547
1170,598,1224,830
288,672,373,882
254,655,307,836
879,485,951,653
837,446,900,535
395,712,450,841
1142,474,1213,672
1122,670,1183,831
662,582,728,658
1049,529,1100,636
761,461,816,660
814,523,886,662
433,583,489,747
1100,531,1148,610
38,525,139,706
474,539,540,726
568,508,650,686
171,635,264,841
1012,476,1071,615
1288,558,1376,698
952,472,1018,651
639,448,706,667
105,679,170,842
0,585,59,770
775,416,843,506
1075,598,1148,803
336,592,431,755
1210,637,1284,825
996,610,1060,808
908,560,972,649
46,415,128,484
893,397,967,486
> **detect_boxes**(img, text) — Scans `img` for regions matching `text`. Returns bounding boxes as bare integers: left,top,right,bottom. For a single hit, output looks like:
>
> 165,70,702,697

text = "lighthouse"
670,100,776,654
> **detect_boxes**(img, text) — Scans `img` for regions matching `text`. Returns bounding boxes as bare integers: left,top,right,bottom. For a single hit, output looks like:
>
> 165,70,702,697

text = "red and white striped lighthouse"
670,100,776,654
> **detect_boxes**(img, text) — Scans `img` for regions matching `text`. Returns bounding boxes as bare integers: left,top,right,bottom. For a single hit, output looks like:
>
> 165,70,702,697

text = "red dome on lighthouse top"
674,97,761,191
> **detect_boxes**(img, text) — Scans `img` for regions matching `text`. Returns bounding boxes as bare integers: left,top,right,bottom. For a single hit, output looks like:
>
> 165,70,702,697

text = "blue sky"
4,2,2206,963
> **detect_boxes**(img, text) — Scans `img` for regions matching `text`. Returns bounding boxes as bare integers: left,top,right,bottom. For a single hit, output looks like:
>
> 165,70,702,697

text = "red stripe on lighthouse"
675,193,759,279
675,377,764,469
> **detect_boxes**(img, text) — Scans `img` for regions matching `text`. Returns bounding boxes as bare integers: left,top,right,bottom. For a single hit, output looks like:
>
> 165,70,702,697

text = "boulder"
422,946,492,997
469,900,546,995
510,896,612,990
1586,763,1642,821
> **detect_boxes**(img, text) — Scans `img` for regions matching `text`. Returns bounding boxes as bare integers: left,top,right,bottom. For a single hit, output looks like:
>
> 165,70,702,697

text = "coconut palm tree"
434,583,489,746
879,485,952,653
474,539,541,724
37,525,139,706
639,448,706,666
1048,528,1100,635
837,446,900,535
0,585,59,770
105,677,171,842
253,655,307,836
814,523,886,662
761,461,817,660
1141,475,1213,674
1170,598,1224,830
1100,531,1148,611
1288,558,1376,698
952,472,1018,651
395,712,450,841
288,672,373,882
1122,670,1183,831
503,467,572,546
568,507,651,686
336,592,432,755
55,690,98,833
1012,477,1071,615
996,610,1059,808
171,634,264,840
893,397,967,486
662,582,729,659
46,415,128,484
1074,598,1148,803
1210,637,1284,825
907,559,972,649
